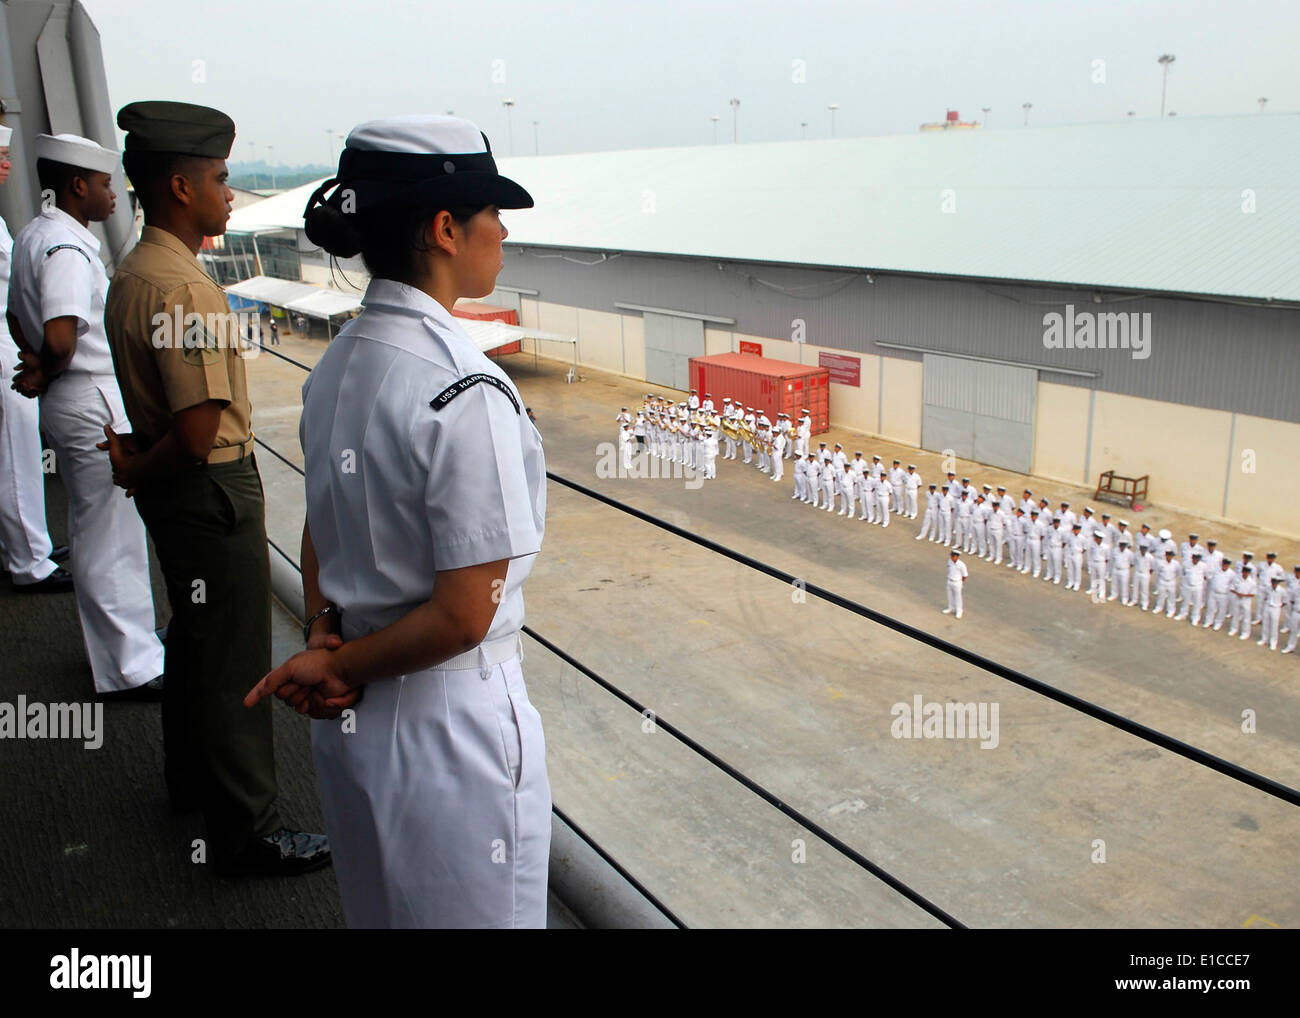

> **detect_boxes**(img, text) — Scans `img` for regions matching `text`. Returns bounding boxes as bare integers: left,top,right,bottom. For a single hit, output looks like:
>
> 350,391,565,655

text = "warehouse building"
224,113,1300,538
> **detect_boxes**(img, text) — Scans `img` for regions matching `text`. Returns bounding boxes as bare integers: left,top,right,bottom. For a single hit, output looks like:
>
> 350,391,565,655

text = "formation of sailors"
617,390,810,484
616,393,1300,652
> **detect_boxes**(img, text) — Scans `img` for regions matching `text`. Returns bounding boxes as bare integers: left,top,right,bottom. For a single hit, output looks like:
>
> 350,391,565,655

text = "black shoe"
14,567,74,593
97,676,164,703
216,828,332,877
50,545,70,563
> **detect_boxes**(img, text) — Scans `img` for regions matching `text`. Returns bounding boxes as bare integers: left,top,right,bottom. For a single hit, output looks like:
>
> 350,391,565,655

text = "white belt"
437,633,524,673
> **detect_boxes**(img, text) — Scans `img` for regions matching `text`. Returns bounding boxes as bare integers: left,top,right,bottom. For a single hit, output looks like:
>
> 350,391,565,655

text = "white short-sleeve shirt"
947,559,968,583
300,279,546,644
6,207,114,378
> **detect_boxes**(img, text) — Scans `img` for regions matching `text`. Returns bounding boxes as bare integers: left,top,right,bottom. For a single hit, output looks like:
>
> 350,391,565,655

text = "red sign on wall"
818,351,861,387
738,340,763,356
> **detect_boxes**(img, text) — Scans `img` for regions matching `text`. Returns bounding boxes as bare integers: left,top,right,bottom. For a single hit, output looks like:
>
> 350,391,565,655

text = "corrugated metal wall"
499,246,1300,423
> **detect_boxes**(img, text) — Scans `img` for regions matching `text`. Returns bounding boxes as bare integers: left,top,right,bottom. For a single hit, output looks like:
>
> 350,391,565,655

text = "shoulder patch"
44,243,91,263
429,373,520,415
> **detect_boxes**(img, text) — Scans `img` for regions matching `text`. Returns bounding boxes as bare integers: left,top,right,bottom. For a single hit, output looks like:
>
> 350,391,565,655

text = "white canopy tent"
225,276,363,338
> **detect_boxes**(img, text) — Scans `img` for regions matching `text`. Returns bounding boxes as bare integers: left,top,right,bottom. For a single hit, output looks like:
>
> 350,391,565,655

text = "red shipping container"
688,352,830,435
453,300,520,356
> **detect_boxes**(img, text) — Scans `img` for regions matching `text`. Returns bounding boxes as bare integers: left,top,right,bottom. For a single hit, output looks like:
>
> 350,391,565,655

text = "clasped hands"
11,351,48,399
243,630,363,720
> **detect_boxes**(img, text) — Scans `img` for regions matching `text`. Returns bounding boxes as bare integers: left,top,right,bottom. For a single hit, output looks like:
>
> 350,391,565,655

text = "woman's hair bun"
304,201,362,259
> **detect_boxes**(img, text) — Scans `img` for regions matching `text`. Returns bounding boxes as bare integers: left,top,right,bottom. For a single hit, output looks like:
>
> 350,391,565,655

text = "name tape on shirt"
429,373,520,415
44,243,92,263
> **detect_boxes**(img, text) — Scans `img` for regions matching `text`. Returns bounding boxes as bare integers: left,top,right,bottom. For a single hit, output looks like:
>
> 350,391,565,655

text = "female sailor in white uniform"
245,115,549,928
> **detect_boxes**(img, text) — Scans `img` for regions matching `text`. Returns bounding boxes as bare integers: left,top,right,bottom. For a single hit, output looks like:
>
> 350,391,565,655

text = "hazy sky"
82,0,1297,166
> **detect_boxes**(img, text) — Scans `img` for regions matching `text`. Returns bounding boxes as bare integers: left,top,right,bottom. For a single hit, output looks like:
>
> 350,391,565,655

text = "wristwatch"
302,604,338,644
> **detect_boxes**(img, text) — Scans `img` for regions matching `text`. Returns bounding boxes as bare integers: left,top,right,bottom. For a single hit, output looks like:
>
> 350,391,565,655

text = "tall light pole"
1158,53,1175,119
1258,96,1268,112
1022,102,1032,126
800,120,808,139
502,98,515,155
532,120,539,155
981,106,991,128
248,140,257,189
711,115,720,143
828,102,839,137
267,144,276,189
729,98,740,142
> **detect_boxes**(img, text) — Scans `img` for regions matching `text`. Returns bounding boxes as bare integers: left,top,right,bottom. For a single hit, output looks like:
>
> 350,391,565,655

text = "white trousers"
918,508,937,540
1205,590,1230,628
312,644,551,929
1135,572,1151,610
1026,539,1042,576
946,581,963,615
771,456,784,481
0,348,57,583
939,513,953,545
905,490,918,517
1229,598,1252,637
40,375,163,692
1261,605,1282,648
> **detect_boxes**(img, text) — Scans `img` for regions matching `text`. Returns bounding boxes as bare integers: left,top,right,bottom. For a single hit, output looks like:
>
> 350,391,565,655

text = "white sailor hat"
982,484,992,491
996,485,1006,491
1242,550,1254,558
723,397,732,402
1158,529,1171,540
908,464,916,469
1060,501,1070,507
1118,519,1129,527
34,132,119,175
306,115,532,221
0,125,11,147
961,477,971,483
950,549,961,556
835,442,843,449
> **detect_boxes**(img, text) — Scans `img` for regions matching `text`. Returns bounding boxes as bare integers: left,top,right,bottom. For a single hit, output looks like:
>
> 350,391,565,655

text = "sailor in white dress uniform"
0,123,63,588
251,116,550,929
7,133,163,693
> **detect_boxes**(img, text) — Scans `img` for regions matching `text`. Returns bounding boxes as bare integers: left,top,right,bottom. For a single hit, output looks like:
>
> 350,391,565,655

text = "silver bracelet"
303,604,338,644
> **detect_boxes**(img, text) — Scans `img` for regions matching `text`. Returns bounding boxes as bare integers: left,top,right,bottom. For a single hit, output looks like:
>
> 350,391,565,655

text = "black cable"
525,625,965,929
550,803,689,929
267,537,303,574
253,435,306,476
544,471,1300,809
245,339,315,373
